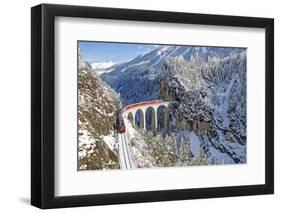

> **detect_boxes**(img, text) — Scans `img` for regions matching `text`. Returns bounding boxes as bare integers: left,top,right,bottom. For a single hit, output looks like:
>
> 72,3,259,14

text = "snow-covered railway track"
121,134,131,169
118,133,136,169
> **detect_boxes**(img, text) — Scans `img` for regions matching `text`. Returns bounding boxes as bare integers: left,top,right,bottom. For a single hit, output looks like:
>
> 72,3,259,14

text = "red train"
118,119,126,133
123,100,162,112
115,111,126,133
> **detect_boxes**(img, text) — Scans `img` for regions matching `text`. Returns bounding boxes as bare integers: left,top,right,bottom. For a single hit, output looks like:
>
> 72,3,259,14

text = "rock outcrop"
78,53,120,170
161,53,247,164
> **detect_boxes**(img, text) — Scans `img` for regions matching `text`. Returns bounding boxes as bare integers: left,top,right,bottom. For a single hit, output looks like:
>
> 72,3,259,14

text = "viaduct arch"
121,100,174,134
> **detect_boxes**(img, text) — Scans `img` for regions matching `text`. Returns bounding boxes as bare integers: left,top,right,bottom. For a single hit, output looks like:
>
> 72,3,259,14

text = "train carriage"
116,110,126,133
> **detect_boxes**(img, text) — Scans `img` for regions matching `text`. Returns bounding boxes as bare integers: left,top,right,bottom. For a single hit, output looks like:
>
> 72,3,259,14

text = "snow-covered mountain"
101,46,244,105
101,45,246,164
78,54,120,170
91,61,115,70
90,61,115,75
161,52,247,164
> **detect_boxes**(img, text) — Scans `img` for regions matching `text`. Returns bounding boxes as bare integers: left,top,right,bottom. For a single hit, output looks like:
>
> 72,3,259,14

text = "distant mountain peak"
91,61,115,70
156,46,172,55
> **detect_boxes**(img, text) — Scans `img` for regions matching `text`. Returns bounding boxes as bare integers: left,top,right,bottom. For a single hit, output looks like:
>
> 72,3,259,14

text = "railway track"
118,133,136,169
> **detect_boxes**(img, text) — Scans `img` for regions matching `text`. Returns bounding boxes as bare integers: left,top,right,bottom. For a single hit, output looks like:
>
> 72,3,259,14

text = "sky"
78,41,160,64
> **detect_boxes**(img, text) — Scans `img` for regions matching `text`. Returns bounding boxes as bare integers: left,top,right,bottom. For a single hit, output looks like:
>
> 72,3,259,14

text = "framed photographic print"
31,3,274,209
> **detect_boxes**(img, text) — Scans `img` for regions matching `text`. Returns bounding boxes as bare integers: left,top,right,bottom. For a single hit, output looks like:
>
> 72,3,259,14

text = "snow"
101,132,117,153
90,61,115,75
91,61,115,70
117,134,126,169
124,133,137,169
166,46,181,57
123,117,136,139
202,47,207,53
122,117,154,168
208,145,235,164
121,60,150,72
156,46,171,55
180,47,191,56
95,69,114,75
120,67,126,72
188,131,201,157
162,50,246,164
78,129,96,158
214,75,236,129
117,126,137,169
99,46,246,166
149,55,163,68
149,46,181,68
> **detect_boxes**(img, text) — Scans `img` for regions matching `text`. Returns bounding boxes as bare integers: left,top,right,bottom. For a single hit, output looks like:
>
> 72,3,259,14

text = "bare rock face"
160,79,172,101
78,53,120,170
193,120,211,135
160,57,213,135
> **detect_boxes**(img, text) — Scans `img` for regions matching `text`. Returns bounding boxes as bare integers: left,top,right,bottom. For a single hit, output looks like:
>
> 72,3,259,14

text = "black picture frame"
31,3,274,209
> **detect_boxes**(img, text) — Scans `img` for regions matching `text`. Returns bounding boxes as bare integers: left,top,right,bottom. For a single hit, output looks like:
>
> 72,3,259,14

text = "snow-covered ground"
122,117,155,168
117,131,137,169
91,61,114,70
78,129,96,159
213,75,236,129
90,61,115,75
101,132,118,154
188,131,201,157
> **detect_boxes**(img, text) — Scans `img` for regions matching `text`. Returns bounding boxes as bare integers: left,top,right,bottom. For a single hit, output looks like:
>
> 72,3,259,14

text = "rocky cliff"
161,53,247,164
78,53,120,170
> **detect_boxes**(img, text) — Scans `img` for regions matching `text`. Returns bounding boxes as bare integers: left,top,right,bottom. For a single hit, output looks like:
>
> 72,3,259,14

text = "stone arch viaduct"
121,100,174,133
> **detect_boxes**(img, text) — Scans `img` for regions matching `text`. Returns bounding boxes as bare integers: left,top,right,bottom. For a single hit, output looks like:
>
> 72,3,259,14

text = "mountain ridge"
101,45,245,105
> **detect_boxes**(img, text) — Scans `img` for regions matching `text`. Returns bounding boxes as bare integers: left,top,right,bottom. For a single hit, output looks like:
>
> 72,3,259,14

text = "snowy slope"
91,61,115,75
78,53,120,170
161,52,247,164
91,61,115,70
101,46,244,105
